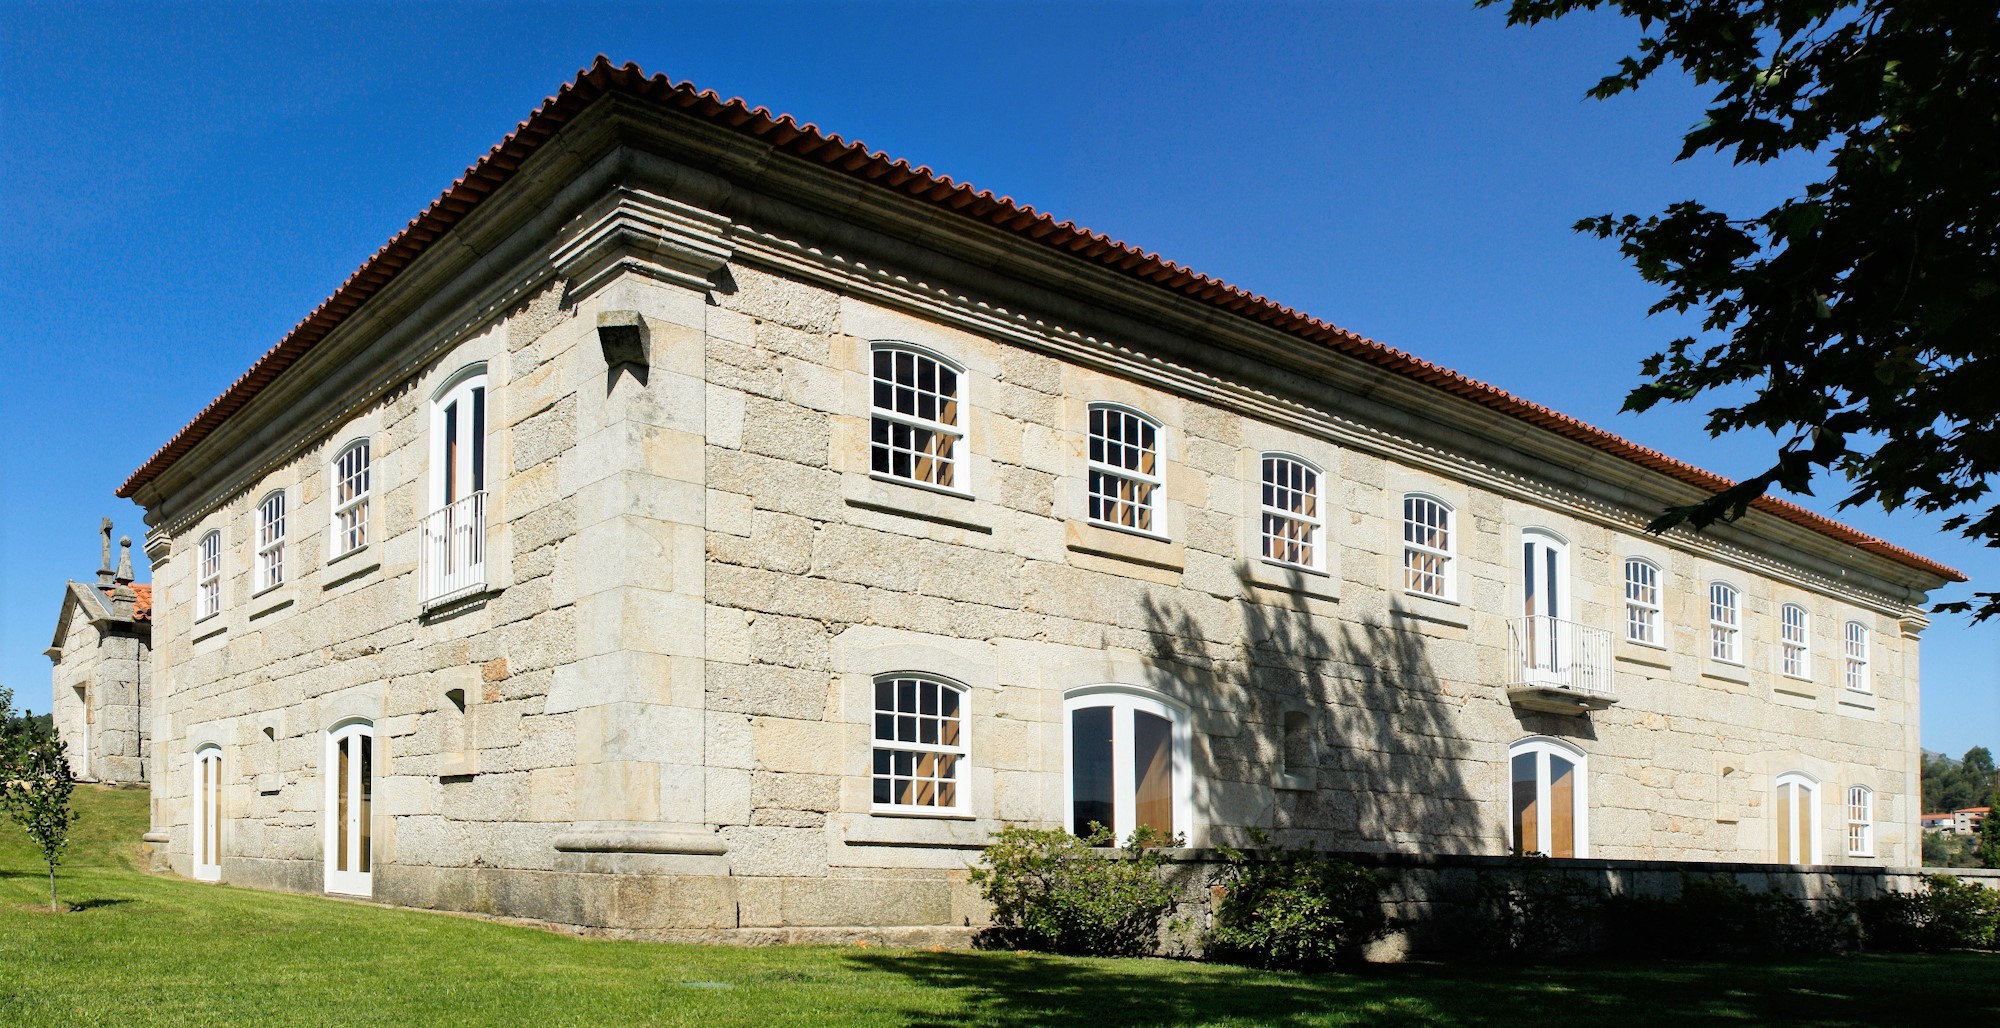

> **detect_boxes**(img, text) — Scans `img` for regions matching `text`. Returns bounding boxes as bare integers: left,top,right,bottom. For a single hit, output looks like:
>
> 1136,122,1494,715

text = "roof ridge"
115,57,1965,584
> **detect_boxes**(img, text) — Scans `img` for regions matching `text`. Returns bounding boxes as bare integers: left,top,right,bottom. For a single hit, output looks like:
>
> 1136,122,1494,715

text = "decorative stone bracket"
550,186,734,299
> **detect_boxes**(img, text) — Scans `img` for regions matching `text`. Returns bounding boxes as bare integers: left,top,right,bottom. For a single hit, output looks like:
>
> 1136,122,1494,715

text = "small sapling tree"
0,688,80,911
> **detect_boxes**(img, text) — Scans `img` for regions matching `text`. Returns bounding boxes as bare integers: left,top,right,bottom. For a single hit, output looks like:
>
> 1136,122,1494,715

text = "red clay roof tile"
117,58,1964,584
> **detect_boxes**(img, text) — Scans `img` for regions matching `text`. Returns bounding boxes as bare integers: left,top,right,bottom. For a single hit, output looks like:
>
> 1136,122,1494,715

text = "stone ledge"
842,473,993,533
840,812,989,849
553,829,728,855
1064,520,1183,571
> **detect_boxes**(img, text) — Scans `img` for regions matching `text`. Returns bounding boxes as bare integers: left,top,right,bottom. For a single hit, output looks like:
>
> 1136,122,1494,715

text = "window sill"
1773,677,1816,699
249,591,294,621
843,473,993,534
193,620,227,644
841,811,987,849
1701,661,1750,686
1065,520,1184,572
1615,640,1671,670
1242,558,1340,604
1838,690,1878,712
1393,590,1469,629
326,543,370,567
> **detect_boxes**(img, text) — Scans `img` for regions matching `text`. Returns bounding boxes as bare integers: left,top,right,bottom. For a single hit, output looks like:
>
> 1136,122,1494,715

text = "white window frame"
1085,402,1167,539
867,343,968,496
1402,494,1456,601
1258,453,1324,571
329,438,371,560
255,490,287,593
1775,771,1822,865
1780,603,1811,680
1062,688,1191,845
429,365,488,511
191,744,223,882
1843,621,1871,693
1623,557,1663,646
1708,582,1742,665
1846,785,1874,857
1507,736,1590,858
323,719,375,897
196,529,222,622
869,674,970,816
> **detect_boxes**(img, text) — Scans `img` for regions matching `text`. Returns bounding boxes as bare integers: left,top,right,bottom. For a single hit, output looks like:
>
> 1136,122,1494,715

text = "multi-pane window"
1086,404,1163,534
1623,558,1662,645
1781,603,1810,679
1402,495,1454,599
1775,772,1820,865
871,676,967,812
869,345,963,490
331,440,371,558
1844,621,1871,693
1259,454,1322,569
197,530,222,620
1708,582,1741,663
1846,785,1874,857
1067,692,1185,844
256,492,287,591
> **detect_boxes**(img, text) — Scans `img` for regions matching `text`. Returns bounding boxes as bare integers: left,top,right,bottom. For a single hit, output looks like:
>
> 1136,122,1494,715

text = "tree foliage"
0,684,81,911
1484,0,2000,618
1924,746,1999,814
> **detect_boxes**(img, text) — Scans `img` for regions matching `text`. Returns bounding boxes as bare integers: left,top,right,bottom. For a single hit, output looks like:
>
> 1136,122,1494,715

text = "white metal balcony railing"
419,491,487,608
1506,615,1614,708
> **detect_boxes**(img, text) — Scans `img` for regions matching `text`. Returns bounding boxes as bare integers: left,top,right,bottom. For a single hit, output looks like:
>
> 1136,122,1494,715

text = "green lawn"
2,787,1994,1026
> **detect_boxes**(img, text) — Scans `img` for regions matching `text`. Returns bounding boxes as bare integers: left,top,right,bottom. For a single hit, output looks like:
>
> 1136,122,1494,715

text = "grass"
2,787,1995,1026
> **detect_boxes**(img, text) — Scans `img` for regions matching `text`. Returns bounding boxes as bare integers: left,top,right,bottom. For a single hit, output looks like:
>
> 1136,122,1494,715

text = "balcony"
419,491,487,609
1505,615,1615,715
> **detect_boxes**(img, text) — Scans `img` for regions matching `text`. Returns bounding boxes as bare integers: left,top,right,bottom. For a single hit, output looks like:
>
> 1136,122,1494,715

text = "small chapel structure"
47,519,152,783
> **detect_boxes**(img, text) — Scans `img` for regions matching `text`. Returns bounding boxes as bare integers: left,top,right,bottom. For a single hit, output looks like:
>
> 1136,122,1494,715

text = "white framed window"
870,675,969,814
869,344,965,492
196,530,222,621
1623,558,1662,645
1086,403,1164,536
1509,737,1588,858
256,491,286,591
1259,453,1323,570
192,744,223,882
330,439,371,558
1064,689,1190,845
430,366,487,510
1402,494,1455,600
1775,771,1821,864
1843,621,1871,693
1846,785,1874,857
1708,582,1741,664
1780,603,1810,679
323,720,375,896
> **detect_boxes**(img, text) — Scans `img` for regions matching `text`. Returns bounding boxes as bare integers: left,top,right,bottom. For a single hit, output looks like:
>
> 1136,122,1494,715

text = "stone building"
47,521,153,784
118,61,1961,937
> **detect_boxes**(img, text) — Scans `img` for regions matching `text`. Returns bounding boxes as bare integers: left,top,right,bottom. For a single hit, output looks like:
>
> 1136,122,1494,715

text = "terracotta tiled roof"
96,583,152,622
116,58,1965,584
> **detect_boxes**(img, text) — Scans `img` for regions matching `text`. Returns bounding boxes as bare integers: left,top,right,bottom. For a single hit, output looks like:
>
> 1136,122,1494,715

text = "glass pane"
210,757,221,866
1133,711,1175,839
1776,783,1794,864
1070,706,1114,838
1795,785,1811,865
470,387,486,494
443,402,458,505
336,738,350,872
1549,756,1575,858
1511,752,1539,856
359,735,373,874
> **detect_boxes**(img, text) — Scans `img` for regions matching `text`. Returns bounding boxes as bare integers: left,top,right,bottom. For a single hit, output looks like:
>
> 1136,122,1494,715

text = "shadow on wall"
1136,564,1483,855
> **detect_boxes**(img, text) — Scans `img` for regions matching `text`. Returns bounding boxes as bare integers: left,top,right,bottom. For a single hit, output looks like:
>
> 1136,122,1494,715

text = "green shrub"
1204,832,1389,971
1471,856,1604,959
1859,874,2000,952
969,824,1181,956
1605,874,1853,958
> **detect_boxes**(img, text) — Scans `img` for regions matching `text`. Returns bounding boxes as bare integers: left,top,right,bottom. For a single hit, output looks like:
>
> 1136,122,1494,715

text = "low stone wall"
1153,850,2000,961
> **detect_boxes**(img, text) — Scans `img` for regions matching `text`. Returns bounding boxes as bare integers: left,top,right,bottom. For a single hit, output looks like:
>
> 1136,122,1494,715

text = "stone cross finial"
97,518,116,587
116,536,135,585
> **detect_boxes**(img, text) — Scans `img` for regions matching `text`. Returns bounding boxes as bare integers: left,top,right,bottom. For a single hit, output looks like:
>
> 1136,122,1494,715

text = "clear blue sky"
1,1,1992,754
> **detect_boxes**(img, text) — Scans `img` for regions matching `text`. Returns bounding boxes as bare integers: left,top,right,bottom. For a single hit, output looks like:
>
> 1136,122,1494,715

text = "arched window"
1708,582,1741,664
1846,785,1874,857
1402,494,1455,599
256,491,287,591
192,745,223,882
1086,403,1164,535
869,344,965,491
1774,771,1821,865
324,720,376,896
1509,738,1587,858
1623,558,1662,645
196,530,223,620
1780,603,1810,679
1259,453,1323,570
1843,621,1871,693
331,439,372,558
1065,690,1189,844
870,674,969,814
